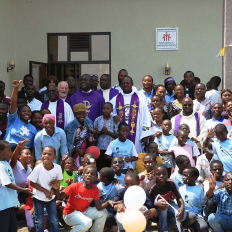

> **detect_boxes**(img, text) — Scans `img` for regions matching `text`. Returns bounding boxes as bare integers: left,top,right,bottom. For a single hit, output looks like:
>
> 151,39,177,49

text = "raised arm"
10,80,22,114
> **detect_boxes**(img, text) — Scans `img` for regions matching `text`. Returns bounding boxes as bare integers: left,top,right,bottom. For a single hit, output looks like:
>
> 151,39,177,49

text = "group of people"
0,69,232,232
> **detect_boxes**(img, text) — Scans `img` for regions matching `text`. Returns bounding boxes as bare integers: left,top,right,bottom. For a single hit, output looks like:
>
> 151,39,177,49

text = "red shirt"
63,182,100,215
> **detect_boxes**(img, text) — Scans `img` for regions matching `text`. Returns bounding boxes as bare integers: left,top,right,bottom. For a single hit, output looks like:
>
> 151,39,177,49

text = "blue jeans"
208,213,232,232
33,197,59,232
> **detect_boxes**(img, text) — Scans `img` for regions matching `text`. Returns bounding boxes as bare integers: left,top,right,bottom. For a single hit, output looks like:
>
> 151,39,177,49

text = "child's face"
74,111,86,123
118,125,129,141
162,120,171,133
156,87,166,100
41,109,51,115
0,144,12,161
154,167,168,184
179,125,190,134
147,144,158,155
179,159,191,171
151,96,161,108
65,157,74,173
182,169,196,185
144,156,156,173
124,176,140,189
152,109,164,122
31,113,42,128
84,156,96,167
20,149,32,165
210,163,223,181
111,157,124,171
41,147,56,164
177,132,188,146
214,129,228,142
82,167,97,185
102,104,113,117
223,172,232,191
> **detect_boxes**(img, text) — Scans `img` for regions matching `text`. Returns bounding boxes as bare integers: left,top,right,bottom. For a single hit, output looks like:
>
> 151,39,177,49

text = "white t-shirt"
46,101,74,127
102,88,110,102
205,90,222,104
28,163,63,201
27,98,42,112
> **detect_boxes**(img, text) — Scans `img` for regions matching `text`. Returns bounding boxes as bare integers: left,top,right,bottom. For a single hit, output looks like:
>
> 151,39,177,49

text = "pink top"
172,144,195,172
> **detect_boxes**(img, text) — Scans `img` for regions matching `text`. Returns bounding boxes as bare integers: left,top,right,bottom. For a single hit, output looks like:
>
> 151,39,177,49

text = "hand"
155,200,169,210
56,200,65,211
141,137,149,145
176,208,184,221
124,157,130,162
65,178,74,186
190,137,200,144
62,153,69,162
144,208,157,219
44,190,53,200
171,167,175,174
146,172,155,181
22,188,34,196
115,204,125,213
209,173,217,189
113,115,120,124
60,186,65,192
93,128,98,135
126,166,131,173
78,166,84,175
156,131,162,138
12,80,22,88
139,175,145,181
17,139,30,149
49,179,60,190
207,128,215,139
199,178,205,183
108,200,116,207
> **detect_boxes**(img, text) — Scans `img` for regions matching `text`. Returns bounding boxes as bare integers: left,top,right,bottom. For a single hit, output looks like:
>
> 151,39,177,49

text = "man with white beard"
58,81,70,104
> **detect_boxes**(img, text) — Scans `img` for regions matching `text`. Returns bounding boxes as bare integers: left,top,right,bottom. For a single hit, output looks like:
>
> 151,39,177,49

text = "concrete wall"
3,0,223,94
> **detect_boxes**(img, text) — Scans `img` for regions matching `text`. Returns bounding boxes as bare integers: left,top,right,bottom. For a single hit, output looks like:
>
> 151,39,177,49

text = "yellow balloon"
122,210,146,232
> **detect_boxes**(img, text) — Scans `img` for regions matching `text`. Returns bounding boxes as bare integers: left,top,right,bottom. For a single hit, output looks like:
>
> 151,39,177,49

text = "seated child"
154,119,175,176
105,122,138,174
203,160,224,220
139,153,157,189
0,140,33,232
110,172,157,232
170,129,198,172
28,146,63,232
74,153,99,185
93,102,119,170
207,171,232,232
179,167,208,232
205,124,232,175
134,141,163,173
52,165,114,232
111,157,125,187
170,155,191,189
149,164,195,232
196,139,218,184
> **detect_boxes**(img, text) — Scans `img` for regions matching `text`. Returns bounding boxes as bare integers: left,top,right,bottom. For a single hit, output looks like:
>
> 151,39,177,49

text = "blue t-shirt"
212,139,232,175
97,182,118,203
155,134,175,168
179,185,204,216
0,161,19,210
105,139,138,169
4,111,37,148
170,172,184,189
115,173,125,187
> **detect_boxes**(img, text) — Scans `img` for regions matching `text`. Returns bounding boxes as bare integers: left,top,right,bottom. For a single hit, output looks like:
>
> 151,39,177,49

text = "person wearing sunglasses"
170,97,208,147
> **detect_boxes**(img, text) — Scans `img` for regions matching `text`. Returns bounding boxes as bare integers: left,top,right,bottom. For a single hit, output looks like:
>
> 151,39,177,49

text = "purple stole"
116,93,139,143
41,98,65,129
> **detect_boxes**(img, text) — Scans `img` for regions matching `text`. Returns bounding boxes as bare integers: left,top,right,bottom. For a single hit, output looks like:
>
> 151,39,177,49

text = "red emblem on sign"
162,32,171,41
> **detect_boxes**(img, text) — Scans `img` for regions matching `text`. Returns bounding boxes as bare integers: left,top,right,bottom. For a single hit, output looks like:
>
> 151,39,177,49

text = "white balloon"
122,210,146,232
124,186,146,210
116,212,126,224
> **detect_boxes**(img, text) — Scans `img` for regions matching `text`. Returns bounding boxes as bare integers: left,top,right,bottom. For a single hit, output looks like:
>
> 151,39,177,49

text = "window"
47,32,111,85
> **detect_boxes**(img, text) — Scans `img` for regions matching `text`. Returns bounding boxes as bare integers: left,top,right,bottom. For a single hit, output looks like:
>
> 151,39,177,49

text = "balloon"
122,210,146,232
124,186,146,210
85,146,100,159
116,212,126,224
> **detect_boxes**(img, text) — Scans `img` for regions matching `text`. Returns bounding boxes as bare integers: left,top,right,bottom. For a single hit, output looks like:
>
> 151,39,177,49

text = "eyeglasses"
90,74,98,77
112,160,123,164
183,104,193,107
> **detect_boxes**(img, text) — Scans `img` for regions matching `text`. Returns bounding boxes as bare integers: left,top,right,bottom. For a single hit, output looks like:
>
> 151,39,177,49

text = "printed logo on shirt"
75,193,93,202
82,101,92,117
219,146,232,156
20,126,30,136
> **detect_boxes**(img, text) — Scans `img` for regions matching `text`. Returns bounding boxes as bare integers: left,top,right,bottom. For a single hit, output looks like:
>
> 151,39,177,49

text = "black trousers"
0,207,18,232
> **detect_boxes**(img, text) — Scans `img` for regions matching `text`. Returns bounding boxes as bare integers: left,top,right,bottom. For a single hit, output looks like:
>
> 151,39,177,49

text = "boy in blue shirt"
111,157,125,187
205,124,232,175
179,167,208,232
0,140,32,232
207,171,232,232
105,122,138,173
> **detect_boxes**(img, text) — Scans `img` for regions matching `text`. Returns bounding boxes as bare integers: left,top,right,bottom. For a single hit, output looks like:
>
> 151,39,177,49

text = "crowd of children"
1,72,232,232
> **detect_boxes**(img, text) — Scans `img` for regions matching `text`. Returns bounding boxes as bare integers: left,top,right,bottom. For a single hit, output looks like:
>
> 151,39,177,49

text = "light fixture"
165,63,170,75
7,60,15,72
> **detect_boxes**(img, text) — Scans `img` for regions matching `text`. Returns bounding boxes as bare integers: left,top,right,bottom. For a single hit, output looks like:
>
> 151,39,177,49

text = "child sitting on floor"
51,165,115,232
170,155,191,189
139,153,157,189
105,122,138,173
111,157,125,187
207,171,232,232
154,119,175,176
179,167,208,231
